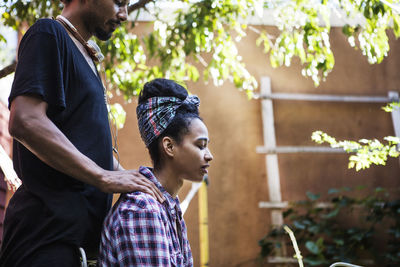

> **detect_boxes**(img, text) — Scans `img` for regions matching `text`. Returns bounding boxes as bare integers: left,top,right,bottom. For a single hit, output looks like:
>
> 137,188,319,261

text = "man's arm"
9,95,164,201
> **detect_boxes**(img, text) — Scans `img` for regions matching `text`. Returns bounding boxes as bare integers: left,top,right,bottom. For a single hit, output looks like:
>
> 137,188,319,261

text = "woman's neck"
153,166,183,198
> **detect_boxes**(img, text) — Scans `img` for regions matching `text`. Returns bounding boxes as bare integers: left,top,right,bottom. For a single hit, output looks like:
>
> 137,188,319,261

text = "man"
0,0,163,266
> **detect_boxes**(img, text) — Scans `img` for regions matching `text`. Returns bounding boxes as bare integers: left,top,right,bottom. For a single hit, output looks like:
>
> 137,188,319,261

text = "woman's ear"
161,136,175,157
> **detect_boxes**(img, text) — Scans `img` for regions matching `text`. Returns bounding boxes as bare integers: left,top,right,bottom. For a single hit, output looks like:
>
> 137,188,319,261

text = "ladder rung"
268,257,373,265
259,201,334,209
256,146,346,154
258,92,395,103
259,201,288,209
267,256,298,263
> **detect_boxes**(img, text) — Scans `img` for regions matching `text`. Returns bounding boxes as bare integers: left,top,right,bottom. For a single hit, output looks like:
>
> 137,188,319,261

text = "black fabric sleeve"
9,31,66,110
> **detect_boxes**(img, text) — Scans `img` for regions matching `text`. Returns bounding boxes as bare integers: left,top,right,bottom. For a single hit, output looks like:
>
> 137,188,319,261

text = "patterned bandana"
136,95,200,147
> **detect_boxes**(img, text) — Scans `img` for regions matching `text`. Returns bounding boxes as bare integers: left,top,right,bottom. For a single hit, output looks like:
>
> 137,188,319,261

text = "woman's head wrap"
136,95,200,147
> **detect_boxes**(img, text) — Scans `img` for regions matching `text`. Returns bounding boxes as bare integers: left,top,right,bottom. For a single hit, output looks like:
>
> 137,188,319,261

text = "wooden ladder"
257,76,400,264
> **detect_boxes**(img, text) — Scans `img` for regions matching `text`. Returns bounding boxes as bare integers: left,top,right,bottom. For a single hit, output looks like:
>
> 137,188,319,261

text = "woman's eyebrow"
197,137,210,143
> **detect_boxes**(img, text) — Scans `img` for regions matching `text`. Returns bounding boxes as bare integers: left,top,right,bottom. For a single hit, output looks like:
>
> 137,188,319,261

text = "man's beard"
94,27,113,41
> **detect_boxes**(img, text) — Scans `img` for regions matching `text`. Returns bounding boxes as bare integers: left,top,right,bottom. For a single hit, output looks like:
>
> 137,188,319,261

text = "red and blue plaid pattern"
136,95,200,147
98,167,193,266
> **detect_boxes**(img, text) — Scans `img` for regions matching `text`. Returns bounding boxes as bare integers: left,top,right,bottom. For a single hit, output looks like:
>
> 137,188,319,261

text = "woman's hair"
138,78,201,168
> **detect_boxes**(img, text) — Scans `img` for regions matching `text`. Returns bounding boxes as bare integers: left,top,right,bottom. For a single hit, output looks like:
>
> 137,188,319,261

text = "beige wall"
2,21,399,265
114,24,400,267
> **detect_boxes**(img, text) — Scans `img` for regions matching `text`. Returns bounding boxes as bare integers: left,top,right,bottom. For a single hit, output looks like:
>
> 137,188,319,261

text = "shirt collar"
139,166,182,216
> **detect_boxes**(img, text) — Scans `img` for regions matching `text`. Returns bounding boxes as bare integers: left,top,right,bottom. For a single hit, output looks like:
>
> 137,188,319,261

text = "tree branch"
0,61,16,80
0,0,153,80
128,0,155,14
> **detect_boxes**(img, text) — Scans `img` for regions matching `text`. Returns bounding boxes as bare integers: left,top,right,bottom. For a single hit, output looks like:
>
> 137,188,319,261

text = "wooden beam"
256,146,346,154
258,92,391,103
267,256,298,263
259,201,334,209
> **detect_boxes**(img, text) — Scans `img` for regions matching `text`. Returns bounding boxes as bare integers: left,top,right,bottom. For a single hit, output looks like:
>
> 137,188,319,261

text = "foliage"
0,28,16,68
1,0,400,97
259,187,400,266
382,101,400,112
312,130,400,171
312,100,400,171
108,103,127,130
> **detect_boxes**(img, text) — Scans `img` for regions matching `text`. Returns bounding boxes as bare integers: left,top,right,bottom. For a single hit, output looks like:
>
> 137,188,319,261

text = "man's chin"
94,29,113,41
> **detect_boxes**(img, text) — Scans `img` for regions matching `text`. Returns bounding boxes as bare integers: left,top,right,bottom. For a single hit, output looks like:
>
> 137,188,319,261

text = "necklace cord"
55,16,120,169
55,16,101,62
102,64,121,170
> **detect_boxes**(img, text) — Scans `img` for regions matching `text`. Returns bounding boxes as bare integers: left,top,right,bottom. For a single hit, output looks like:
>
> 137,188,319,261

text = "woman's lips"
201,165,210,174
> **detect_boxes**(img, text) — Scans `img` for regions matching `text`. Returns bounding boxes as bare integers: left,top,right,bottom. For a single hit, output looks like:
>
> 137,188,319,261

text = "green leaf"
316,237,324,248
393,14,400,38
0,34,6,43
333,238,344,246
306,259,326,266
356,185,366,191
322,208,339,219
308,225,320,234
283,208,293,218
293,220,306,230
375,187,385,193
342,24,354,37
108,103,126,130
305,241,320,254
306,191,320,201
328,188,339,194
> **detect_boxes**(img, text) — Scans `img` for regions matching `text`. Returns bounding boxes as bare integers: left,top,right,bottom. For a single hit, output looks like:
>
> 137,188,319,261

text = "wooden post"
260,77,283,227
199,180,209,267
388,91,400,168
388,91,400,138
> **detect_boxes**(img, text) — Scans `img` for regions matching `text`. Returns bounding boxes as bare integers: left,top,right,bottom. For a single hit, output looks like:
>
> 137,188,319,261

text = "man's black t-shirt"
0,19,113,265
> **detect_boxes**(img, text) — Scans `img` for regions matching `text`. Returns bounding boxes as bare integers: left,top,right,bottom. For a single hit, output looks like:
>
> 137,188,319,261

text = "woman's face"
173,118,213,182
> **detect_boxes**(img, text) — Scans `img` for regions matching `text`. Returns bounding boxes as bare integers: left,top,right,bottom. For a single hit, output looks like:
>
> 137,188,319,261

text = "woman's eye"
197,142,207,149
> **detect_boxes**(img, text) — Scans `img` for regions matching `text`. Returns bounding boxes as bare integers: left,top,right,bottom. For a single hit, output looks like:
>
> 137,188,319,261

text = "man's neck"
61,9,91,41
153,167,183,198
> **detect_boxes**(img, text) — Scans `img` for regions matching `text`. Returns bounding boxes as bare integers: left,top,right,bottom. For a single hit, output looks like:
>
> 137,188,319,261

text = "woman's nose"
205,149,213,162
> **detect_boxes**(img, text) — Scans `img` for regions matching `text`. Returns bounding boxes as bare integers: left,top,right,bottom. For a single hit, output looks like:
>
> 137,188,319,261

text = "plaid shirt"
98,166,193,266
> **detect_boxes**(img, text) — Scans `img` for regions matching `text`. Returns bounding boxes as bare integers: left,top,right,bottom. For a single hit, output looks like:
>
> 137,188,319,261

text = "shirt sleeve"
99,208,171,267
9,29,66,110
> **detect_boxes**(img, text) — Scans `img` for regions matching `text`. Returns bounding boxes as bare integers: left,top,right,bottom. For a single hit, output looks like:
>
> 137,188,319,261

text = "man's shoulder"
25,18,66,38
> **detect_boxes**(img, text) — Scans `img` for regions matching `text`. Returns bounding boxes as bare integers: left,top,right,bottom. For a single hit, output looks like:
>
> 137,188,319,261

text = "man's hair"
138,79,201,169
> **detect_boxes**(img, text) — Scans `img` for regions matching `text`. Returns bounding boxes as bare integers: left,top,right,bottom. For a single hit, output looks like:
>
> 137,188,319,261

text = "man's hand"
99,169,165,202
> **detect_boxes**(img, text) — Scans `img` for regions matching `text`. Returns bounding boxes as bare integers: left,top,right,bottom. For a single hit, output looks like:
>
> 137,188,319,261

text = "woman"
98,78,213,266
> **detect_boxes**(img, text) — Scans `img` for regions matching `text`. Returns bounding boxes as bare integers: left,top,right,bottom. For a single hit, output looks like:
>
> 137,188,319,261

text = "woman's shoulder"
117,192,163,214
